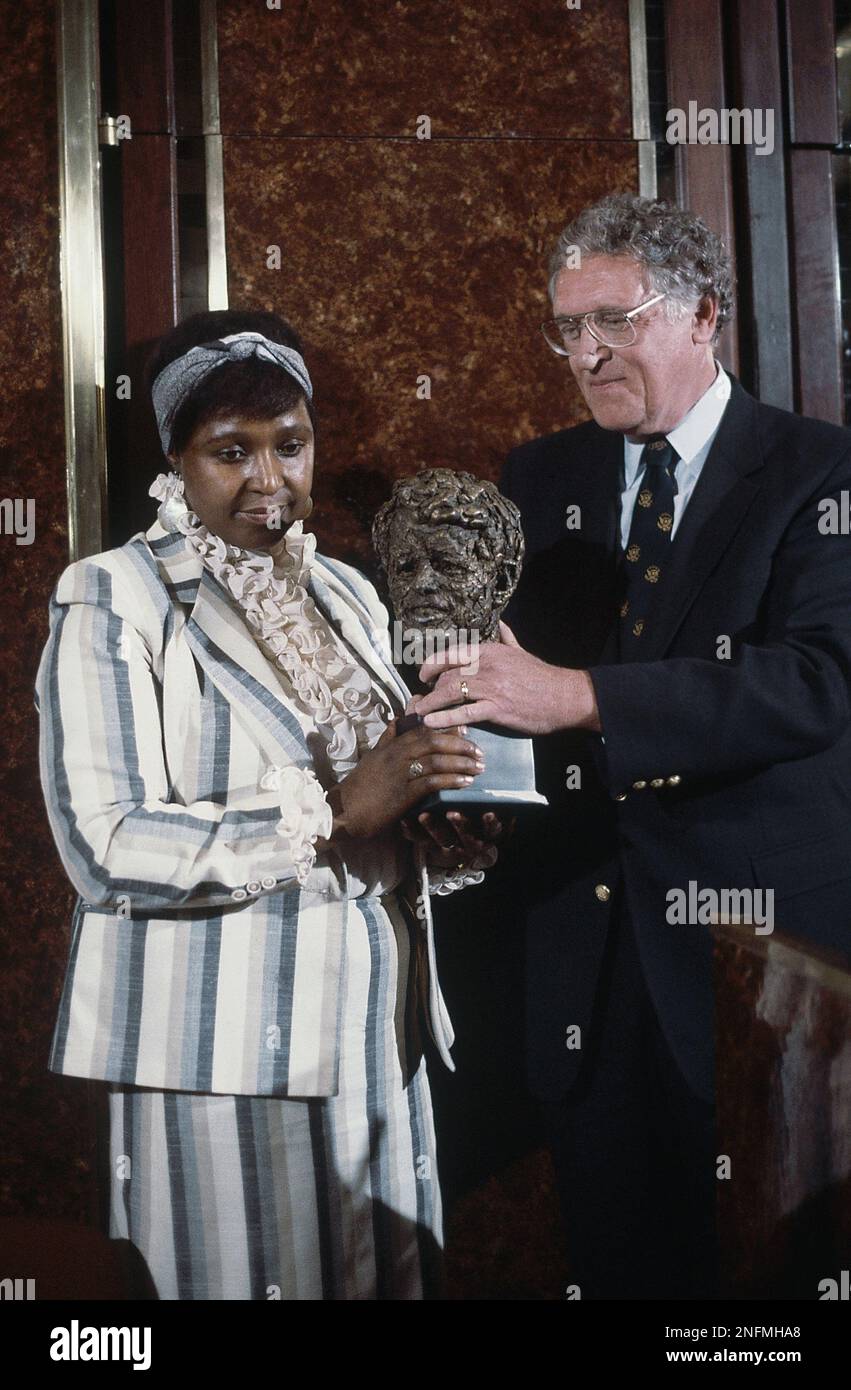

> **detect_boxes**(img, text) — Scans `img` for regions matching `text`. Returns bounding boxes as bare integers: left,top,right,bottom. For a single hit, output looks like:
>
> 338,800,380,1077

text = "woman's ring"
408,760,425,779
460,679,470,701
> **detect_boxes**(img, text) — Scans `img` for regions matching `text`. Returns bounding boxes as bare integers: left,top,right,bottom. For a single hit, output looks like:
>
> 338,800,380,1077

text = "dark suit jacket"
498,373,851,1106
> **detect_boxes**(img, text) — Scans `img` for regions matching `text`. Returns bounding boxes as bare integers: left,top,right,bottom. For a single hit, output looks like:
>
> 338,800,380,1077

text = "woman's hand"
325,720,486,841
400,809,516,868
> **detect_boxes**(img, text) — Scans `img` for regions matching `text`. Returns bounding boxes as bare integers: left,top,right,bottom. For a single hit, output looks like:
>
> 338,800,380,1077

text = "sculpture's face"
383,508,501,638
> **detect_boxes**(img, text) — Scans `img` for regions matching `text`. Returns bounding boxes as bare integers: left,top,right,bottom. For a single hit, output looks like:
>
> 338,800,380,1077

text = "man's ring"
408,760,425,779
460,679,470,701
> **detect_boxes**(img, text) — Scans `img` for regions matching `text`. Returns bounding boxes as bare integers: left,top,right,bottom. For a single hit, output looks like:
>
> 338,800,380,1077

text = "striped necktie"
617,438,679,657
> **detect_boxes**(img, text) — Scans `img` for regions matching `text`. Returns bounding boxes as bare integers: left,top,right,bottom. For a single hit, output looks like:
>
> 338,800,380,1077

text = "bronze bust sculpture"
373,468,525,669
373,468,546,812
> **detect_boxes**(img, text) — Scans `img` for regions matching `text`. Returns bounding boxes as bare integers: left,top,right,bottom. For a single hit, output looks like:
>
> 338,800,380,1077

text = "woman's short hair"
547,193,735,342
144,308,316,457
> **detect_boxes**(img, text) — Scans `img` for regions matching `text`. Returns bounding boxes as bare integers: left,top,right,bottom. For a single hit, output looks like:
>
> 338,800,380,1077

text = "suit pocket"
750,827,851,901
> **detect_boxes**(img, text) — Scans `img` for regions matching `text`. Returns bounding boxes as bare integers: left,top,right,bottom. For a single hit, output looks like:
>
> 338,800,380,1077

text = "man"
412,194,851,1299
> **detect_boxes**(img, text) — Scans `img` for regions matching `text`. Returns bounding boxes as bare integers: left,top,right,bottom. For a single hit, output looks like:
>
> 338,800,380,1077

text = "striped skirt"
106,893,444,1299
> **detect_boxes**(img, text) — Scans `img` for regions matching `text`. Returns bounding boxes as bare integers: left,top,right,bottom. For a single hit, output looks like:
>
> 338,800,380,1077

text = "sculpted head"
372,469,524,644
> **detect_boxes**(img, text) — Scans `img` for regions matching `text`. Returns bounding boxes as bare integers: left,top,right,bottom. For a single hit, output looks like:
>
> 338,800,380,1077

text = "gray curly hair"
548,193,734,342
372,469,524,578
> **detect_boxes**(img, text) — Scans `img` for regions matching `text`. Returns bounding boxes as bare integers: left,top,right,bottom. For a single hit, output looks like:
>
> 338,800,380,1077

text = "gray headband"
151,330,314,455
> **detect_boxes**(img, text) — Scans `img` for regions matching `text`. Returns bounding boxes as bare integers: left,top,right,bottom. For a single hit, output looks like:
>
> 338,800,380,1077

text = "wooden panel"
121,135,179,345
173,0,203,137
789,150,844,423
114,0,175,134
664,0,738,376
732,0,794,409
107,1,181,545
713,924,851,1298
785,0,841,146
216,0,633,138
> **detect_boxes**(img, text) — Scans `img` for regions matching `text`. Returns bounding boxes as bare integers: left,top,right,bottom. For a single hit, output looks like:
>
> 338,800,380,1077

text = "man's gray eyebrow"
554,304,625,318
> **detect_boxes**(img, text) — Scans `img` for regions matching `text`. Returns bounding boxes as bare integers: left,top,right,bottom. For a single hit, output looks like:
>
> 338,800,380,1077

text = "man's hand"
412,620,601,735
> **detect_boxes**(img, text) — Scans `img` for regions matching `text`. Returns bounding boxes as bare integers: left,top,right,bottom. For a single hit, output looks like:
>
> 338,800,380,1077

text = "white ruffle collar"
148,471,392,781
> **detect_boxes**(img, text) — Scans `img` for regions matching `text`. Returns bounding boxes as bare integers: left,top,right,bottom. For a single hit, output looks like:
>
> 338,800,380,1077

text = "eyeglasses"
541,292,667,356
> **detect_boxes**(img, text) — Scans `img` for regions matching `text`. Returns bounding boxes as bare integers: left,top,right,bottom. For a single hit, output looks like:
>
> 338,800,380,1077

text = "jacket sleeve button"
261,875,277,889
594,883,611,902
650,778,665,788
246,880,262,894
666,774,681,786
613,791,628,801
231,887,248,901
632,780,647,790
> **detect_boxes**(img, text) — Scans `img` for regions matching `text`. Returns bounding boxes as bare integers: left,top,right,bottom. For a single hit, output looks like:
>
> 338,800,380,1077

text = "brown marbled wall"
0,1,95,1229
218,0,638,577
216,0,632,139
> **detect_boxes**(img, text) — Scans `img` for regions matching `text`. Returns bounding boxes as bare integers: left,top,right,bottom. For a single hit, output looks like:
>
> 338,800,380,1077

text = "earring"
302,496,314,519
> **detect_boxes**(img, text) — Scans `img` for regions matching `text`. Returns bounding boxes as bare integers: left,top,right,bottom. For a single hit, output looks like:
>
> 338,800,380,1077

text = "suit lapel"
186,568,314,762
306,563,411,711
596,377,767,665
148,522,412,766
580,428,625,667
577,426,623,554
628,378,766,662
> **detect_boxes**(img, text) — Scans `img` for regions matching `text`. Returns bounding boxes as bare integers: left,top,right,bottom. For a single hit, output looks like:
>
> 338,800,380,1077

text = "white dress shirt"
618,361,731,549
598,360,732,744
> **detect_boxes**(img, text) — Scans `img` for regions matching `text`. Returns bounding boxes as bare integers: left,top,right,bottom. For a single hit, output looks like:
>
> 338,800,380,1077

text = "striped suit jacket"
35,517,456,1097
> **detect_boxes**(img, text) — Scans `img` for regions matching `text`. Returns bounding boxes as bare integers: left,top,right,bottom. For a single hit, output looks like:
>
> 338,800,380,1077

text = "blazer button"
231,887,248,901
632,780,647,790
650,778,665,788
666,775,681,786
594,884,611,903
613,791,628,802
261,875,277,889
246,880,262,895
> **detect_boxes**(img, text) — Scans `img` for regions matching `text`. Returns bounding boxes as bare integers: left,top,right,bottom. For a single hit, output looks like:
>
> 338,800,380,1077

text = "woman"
35,309,501,1300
